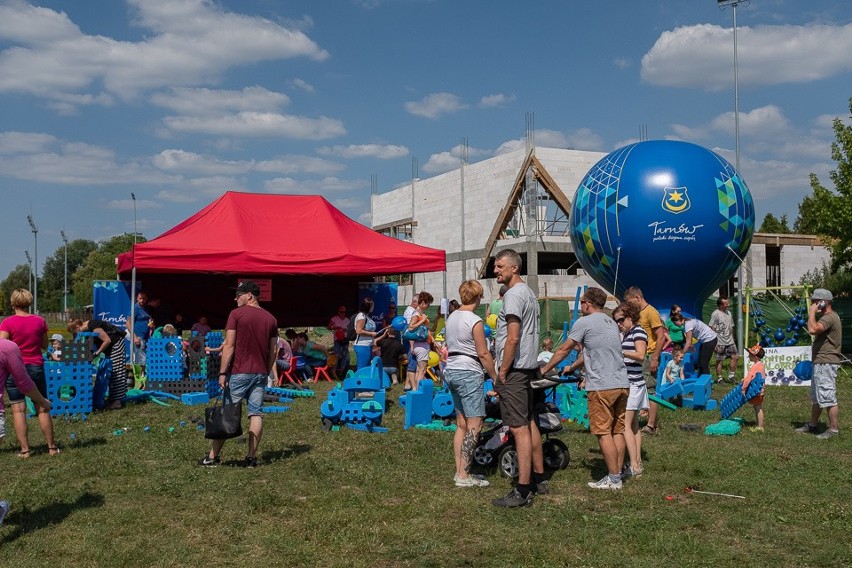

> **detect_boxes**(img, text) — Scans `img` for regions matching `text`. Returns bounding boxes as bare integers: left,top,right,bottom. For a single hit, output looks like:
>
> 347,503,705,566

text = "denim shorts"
445,368,485,418
5,364,47,404
226,373,266,417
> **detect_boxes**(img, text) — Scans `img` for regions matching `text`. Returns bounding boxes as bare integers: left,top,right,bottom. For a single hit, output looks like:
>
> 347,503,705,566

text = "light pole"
61,230,69,319
129,193,137,365
27,214,38,314
717,0,748,355
24,250,32,295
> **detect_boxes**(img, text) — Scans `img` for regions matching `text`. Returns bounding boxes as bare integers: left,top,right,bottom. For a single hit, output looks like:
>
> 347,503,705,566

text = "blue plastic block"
658,379,683,401
146,338,184,381
719,373,765,419
404,379,435,429
346,422,388,433
432,390,456,418
681,375,714,410
262,405,290,413
46,361,94,416
180,392,210,406
265,386,315,398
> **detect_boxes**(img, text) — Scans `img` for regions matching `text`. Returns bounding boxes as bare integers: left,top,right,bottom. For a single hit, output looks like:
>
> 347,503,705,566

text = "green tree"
40,239,98,312
0,264,33,315
758,212,791,234
72,234,145,306
794,96,852,270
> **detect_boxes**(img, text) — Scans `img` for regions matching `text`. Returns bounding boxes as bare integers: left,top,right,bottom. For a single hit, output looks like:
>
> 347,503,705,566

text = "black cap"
233,280,261,297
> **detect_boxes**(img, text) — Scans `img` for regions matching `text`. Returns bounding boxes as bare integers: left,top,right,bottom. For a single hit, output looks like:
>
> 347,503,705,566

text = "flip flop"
48,446,61,456
17,449,30,459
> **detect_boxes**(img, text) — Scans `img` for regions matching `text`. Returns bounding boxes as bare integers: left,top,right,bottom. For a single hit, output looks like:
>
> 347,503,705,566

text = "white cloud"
494,128,604,155
264,176,366,193
0,0,329,105
291,78,315,93
150,86,290,115
0,131,171,185
613,57,630,69
641,22,852,90
317,144,409,159
421,142,490,175
404,92,467,119
479,93,516,108
162,112,346,139
711,105,790,137
153,149,344,176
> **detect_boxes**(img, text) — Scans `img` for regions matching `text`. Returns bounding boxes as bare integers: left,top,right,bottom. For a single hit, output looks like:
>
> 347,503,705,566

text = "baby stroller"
473,374,574,479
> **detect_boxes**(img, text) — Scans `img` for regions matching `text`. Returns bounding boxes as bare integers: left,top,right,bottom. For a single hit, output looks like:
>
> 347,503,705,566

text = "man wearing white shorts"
796,289,842,439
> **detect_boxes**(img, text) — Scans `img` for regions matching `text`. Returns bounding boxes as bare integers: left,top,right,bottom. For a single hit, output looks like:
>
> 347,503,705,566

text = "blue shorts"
227,373,266,417
5,364,47,404
445,368,485,418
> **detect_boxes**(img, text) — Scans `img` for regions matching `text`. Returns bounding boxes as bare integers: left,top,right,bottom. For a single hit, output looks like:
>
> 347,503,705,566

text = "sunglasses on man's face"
615,317,626,324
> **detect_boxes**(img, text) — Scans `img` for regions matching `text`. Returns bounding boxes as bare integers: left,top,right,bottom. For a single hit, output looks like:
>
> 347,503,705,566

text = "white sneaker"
454,474,489,488
0,500,9,527
816,429,839,440
587,475,622,490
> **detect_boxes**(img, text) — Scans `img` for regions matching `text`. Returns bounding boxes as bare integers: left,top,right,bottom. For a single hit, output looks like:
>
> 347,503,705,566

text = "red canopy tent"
116,192,445,326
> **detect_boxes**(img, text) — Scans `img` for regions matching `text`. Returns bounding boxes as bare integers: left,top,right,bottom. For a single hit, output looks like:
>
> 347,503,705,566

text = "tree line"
0,234,146,316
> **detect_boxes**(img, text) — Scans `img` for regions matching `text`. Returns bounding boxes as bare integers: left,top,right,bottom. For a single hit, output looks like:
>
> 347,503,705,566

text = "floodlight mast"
129,193,137,365
717,0,749,355
61,230,69,318
27,214,38,314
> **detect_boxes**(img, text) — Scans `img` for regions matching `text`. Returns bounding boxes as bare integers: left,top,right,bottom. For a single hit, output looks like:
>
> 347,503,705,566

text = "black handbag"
204,385,243,440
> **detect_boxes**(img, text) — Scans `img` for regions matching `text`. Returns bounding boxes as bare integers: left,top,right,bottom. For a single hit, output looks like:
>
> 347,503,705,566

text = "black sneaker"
197,455,220,467
244,456,258,468
492,488,533,508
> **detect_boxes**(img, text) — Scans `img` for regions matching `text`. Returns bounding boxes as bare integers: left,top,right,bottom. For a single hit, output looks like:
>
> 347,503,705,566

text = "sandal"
48,446,61,456
17,449,30,459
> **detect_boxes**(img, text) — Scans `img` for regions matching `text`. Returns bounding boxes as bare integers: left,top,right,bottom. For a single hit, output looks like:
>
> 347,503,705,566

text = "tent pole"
129,267,136,365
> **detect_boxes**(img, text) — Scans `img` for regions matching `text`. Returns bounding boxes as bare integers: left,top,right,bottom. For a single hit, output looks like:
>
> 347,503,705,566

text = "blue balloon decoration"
784,338,797,346
391,315,407,331
754,307,762,317
774,328,785,342
483,324,492,338
569,141,755,317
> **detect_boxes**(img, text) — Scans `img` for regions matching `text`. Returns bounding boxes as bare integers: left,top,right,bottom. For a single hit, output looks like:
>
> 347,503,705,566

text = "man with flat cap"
199,281,278,467
796,288,842,439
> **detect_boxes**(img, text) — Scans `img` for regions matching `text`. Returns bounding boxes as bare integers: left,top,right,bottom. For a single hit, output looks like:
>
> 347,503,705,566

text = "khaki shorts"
588,388,629,436
643,357,657,393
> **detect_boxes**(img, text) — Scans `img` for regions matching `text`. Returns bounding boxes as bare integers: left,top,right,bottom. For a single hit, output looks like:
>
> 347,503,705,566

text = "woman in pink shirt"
0,288,57,457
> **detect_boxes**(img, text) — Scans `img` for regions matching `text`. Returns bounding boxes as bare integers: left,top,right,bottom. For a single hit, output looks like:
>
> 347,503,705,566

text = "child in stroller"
474,372,574,479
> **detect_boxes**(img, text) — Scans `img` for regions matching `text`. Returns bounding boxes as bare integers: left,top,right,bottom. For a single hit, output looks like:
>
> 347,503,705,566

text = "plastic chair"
279,356,304,386
313,364,333,382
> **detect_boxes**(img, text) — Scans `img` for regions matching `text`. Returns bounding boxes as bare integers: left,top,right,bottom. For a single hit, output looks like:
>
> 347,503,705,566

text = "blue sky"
1,0,851,281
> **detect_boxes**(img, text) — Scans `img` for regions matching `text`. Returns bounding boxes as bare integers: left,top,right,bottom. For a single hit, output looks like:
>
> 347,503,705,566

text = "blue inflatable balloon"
483,324,492,338
570,141,755,317
774,328,785,342
391,315,407,331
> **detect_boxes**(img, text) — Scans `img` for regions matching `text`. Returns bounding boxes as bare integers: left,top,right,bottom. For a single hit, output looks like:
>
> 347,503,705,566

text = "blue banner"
93,280,137,331
359,282,398,331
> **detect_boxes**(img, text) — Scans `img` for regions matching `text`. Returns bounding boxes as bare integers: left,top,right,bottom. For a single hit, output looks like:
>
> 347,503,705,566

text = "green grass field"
1,371,850,567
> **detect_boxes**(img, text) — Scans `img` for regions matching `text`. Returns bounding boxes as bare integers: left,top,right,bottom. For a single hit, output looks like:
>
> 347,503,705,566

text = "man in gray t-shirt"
491,249,543,508
541,287,629,491
709,297,738,383
494,283,539,371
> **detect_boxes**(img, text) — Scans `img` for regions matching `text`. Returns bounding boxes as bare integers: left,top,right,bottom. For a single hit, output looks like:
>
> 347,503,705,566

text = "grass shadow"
260,443,312,463
0,492,105,545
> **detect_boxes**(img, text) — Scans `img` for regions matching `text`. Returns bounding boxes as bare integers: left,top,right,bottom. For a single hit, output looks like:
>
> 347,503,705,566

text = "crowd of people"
1,267,843,511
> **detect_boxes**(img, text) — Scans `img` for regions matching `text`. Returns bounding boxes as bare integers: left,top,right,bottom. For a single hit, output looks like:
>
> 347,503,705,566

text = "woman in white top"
444,280,497,488
673,313,718,377
353,298,387,370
